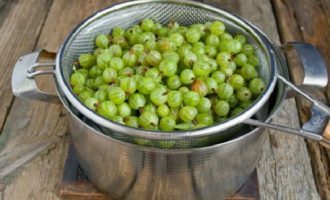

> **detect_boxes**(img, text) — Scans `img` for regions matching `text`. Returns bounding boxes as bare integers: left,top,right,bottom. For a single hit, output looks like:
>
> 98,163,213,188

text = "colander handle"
278,42,330,116
244,106,330,145
280,42,330,143
278,75,330,116
244,42,330,146
11,50,60,104
280,42,328,88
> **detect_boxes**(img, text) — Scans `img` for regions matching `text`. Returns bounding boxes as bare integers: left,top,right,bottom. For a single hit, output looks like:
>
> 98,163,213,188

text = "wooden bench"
0,0,329,199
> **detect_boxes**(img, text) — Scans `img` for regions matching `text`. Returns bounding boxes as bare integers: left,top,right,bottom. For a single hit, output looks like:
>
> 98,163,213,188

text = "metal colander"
57,76,285,148
54,0,278,148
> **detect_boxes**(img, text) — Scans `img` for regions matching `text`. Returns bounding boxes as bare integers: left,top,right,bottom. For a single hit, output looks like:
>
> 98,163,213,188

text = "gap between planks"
0,0,322,199
272,0,330,198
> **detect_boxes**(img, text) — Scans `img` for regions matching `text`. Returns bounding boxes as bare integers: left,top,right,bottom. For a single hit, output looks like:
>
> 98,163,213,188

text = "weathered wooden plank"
0,0,321,200
0,51,67,179
272,0,330,100
320,0,330,25
256,101,321,200
3,139,68,200
238,1,319,199
36,0,124,53
204,0,320,199
272,0,330,199
0,0,123,200
0,0,53,133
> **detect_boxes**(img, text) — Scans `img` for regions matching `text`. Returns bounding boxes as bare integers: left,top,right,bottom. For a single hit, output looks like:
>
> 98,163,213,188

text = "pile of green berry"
70,19,265,131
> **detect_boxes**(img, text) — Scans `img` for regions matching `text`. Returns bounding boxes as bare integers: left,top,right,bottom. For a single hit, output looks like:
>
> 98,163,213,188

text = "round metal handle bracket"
27,62,55,78
11,50,60,104
281,42,328,88
279,42,330,138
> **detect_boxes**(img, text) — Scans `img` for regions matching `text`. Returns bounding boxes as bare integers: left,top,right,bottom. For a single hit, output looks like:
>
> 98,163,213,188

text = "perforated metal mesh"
58,80,283,149
61,1,270,85
57,0,275,148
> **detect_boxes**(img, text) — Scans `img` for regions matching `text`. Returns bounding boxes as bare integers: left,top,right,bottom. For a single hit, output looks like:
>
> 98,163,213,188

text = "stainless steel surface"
55,0,278,140
281,42,328,88
70,115,264,200
27,62,55,78
63,68,286,148
278,42,330,116
244,44,330,142
11,50,60,104
10,0,330,199
56,78,268,199
303,106,329,135
244,118,324,141
278,75,330,116
47,49,287,199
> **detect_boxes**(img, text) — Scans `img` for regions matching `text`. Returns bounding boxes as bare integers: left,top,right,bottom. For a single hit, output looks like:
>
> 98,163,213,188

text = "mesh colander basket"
62,82,284,149
54,0,278,148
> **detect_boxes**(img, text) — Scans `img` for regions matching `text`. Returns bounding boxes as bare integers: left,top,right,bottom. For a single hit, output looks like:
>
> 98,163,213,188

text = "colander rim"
55,0,278,140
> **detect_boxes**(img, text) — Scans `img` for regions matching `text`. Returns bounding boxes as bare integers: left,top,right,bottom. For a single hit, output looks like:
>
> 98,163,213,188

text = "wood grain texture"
272,0,330,199
0,0,124,200
0,0,53,133
36,0,124,52
3,139,68,200
204,0,320,199
257,100,320,200
0,0,321,199
238,1,320,199
0,52,68,180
